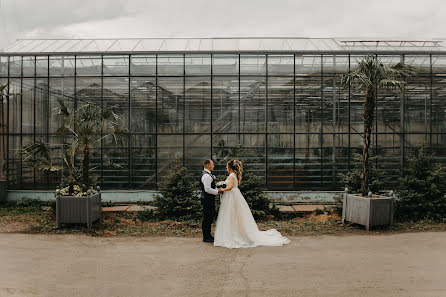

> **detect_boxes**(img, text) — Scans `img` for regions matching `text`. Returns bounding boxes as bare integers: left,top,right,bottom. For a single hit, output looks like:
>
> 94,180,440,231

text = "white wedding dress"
214,172,290,248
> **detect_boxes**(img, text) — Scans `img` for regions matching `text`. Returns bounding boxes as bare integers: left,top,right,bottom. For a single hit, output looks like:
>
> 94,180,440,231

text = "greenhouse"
0,37,445,192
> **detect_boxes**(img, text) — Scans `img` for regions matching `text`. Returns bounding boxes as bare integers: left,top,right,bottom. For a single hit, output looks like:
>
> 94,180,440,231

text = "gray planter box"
342,192,394,230
0,180,7,202
56,192,102,228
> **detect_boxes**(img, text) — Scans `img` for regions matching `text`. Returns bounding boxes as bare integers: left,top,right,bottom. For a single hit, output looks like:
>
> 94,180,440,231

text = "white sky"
0,0,444,50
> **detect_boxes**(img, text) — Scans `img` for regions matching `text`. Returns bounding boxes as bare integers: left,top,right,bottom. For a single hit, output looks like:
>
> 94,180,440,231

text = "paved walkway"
0,232,445,297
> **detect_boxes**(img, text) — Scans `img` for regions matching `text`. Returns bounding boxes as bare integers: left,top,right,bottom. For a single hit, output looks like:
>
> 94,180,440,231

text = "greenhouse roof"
1,37,446,55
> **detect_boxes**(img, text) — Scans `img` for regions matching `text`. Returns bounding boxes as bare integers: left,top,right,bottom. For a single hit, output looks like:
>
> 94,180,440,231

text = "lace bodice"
227,172,238,189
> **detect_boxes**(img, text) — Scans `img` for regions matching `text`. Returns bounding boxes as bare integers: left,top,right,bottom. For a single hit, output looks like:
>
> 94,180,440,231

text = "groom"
200,159,223,242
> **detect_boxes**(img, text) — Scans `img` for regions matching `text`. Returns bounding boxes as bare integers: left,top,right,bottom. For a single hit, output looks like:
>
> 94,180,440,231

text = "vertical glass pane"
295,133,321,190
130,77,156,133
268,77,294,133
185,54,211,75
240,76,265,133
21,79,33,134
76,56,102,76
8,79,21,134
49,78,75,134
23,56,35,77
131,134,156,189
131,55,156,76
432,74,446,134
267,134,293,190
185,76,211,133
49,56,75,77
102,134,128,190
185,134,210,180
157,77,183,133
103,77,129,128
157,134,183,184
103,55,129,76
212,76,238,133
8,135,21,189
267,55,293,76
295,55,321,76
157,55,183,76
240,55,266,75
406,77,430,134
76,77,101,106
35,78,49,134
295,77,321,133
213,55,239,75
9,56,21,77
0,56,7,77
36,56,48,77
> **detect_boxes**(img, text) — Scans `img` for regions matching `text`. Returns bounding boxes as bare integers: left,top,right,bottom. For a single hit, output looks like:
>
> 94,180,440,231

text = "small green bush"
338,153,389,194
154,159,202,221
136,209,157,222
395,145,446,221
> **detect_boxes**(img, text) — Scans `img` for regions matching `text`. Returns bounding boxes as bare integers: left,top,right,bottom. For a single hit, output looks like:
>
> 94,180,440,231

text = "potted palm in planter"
19,98,127,228
339,55,415,230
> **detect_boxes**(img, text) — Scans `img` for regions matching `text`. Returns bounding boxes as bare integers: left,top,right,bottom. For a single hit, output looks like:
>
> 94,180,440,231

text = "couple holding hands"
200,159,290,249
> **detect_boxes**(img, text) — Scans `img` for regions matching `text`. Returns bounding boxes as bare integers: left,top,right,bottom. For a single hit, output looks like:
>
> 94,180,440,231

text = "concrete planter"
342,190,394,230
56,192,102,228
0,180,7,202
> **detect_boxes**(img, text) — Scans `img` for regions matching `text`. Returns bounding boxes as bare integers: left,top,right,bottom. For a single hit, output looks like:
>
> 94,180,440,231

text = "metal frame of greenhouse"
1,37,445,192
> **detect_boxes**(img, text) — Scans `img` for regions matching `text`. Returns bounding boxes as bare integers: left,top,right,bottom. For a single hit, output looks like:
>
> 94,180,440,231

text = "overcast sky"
0,0,444,50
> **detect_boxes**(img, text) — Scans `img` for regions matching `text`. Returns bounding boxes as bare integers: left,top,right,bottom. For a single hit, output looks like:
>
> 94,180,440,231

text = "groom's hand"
218,188,224,194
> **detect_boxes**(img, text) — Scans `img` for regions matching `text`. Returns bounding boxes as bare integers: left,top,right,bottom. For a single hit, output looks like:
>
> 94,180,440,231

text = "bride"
214,159,290,248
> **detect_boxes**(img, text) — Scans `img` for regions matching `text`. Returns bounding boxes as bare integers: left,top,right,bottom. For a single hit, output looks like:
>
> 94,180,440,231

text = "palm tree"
340,55,415,196
19,98,128,194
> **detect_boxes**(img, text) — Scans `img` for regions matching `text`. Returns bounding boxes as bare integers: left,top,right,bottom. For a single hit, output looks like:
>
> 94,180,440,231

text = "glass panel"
267,134,293,190
157,55,183,76
404,55,430,74
49,56,75,77
213,133,265,179
131,55,156,76
35,78,49,134
49,78,75,134
432,55,446,74
240,76,266,133
157,134,183,184
23,56,35,77
212,76,238,133
103,55,129,76
103,77,129,129
406,77,430,134
102,134,129,190
295,77,322,134
9,56,21,77
75,77,101,107
157,77,183,133
76,56,102,76
130,77,156,133
130,134,156,189
267,55,293,76
185,76,211,133
8,135,21,189
213,55,239,75
185,54,211,75
295,55,321,76
268,77,294,133
0,56,7,77
36,56,48,77
21,79,33,134
8,79,21,134
185,134,211,180
432,75,446,134
295,133,321,190
240,55,266,75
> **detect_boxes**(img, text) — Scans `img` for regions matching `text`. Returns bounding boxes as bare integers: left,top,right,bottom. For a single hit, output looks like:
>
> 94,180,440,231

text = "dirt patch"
295,213,342,222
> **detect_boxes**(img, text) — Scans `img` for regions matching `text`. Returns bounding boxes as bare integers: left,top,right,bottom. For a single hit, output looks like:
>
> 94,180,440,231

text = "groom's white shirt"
201,168,218,195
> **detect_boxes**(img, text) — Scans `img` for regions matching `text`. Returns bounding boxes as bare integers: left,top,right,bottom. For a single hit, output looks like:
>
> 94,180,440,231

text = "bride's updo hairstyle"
227,159,243,184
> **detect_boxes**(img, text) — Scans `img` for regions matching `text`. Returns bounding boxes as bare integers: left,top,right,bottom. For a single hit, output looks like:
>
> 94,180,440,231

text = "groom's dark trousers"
200,170,216,240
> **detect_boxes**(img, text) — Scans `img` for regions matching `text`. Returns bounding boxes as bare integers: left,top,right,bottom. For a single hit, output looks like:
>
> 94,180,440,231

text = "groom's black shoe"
203,236,214,243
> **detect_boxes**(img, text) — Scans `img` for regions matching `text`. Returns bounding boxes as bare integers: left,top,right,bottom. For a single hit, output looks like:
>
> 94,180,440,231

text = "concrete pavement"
0,232,445,297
